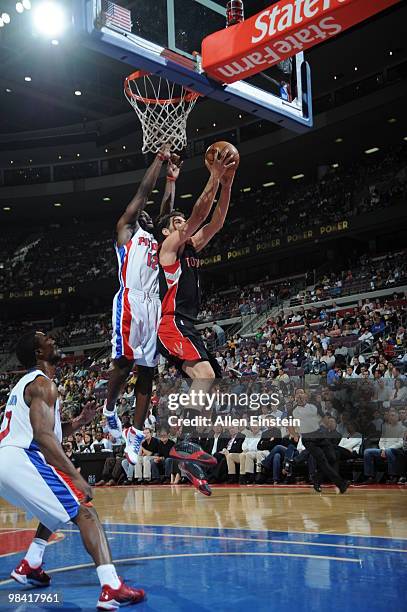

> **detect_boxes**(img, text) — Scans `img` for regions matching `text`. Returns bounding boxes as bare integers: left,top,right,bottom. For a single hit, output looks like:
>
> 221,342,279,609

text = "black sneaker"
170,441,217,466
283,459,294,477
313,483,322,493
339,480,350,494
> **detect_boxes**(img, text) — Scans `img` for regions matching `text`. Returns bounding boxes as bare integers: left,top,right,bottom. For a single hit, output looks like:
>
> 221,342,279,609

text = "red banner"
202,0,401,84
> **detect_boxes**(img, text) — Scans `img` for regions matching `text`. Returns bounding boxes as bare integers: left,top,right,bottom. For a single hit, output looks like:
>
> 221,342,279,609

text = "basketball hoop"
124,71,200,154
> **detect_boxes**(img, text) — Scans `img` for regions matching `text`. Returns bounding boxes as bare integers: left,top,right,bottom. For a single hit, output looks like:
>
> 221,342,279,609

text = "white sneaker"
103,404,123,437
124,427,145,465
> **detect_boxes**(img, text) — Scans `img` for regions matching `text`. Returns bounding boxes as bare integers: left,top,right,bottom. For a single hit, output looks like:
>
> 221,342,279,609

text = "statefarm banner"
201,0,401,84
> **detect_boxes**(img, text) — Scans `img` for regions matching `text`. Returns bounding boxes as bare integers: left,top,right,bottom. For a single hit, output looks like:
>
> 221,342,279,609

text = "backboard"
73,0,313,131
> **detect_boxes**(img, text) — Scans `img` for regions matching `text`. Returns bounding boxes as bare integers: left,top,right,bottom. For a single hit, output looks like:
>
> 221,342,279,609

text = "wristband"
166,175,177,182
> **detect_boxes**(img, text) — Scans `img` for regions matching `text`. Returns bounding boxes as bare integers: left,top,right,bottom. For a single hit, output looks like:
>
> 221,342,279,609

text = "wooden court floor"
0,485,406,611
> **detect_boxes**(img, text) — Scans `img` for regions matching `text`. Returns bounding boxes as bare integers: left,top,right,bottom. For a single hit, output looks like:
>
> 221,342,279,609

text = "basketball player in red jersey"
156,149,236,492
104,144,182,464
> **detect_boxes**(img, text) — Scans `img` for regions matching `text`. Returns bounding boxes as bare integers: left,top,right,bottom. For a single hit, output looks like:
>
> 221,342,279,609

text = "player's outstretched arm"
159,154,182,217
28,378,92,500
61,400,97,438
190,169,236,253
116,143,171,247
159,149,235,266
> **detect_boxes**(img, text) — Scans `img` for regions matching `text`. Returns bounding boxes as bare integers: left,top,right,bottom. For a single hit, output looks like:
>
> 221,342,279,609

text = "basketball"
205,141,240,172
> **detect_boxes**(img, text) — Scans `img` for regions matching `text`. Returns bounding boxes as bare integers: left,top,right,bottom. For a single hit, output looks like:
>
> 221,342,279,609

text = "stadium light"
22,0,31,8
365,147,379,154
1,13,11,24
292,174,304,180
16,3,24,14
180,194,193,199
33,2,67,37
263,182,276,187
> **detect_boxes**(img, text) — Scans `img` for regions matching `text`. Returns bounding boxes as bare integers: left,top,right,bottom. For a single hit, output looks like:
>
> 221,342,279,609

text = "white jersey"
0,369,62,451
115,226,159,296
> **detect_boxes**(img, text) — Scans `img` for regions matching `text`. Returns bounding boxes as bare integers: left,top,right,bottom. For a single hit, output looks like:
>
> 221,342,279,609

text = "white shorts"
0,447,81,532
111,289,161,367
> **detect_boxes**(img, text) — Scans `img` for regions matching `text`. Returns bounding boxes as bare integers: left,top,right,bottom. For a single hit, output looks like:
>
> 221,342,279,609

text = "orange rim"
124,70,200,105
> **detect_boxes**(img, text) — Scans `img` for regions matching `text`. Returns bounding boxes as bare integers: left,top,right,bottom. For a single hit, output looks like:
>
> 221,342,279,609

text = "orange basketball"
205,141,240,173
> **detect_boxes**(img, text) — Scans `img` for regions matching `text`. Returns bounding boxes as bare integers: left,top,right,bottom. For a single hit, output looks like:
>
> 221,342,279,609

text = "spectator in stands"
91,428,113,452
237,425,263,484
363,409,406,483
390,380,407,407
153,429,175,483
209,426,245,483
78,432,93,452
95,450,127,487
212,322,226,347
321,349,335,370
359,327,374,349
335,421,362,461
135,428,160,483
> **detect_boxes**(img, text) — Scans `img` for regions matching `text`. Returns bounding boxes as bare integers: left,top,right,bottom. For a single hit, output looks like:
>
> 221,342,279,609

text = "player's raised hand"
78,400,98,426
167,154,183,181
158,143,172,162
208,148,236,180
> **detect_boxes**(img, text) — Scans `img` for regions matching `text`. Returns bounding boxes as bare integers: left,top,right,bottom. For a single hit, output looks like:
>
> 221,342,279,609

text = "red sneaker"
180,462,212,496
97,579,145,610
11,558,51,587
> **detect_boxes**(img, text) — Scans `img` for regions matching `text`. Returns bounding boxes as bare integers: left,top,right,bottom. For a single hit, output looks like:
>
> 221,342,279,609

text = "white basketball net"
125,72,199,154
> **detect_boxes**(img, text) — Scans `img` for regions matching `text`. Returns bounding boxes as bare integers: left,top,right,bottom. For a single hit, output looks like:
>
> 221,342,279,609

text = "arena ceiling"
0,0,406,134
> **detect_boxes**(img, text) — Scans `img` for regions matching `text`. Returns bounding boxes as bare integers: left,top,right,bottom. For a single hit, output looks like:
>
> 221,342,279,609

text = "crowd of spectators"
207,143,407,256
291,251,406,306
54,313,111,347
1,281,406,489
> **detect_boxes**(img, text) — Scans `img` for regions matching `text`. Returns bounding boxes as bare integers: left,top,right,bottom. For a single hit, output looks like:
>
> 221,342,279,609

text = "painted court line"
56,528,407,554
0,551,360,585
102,521,407,541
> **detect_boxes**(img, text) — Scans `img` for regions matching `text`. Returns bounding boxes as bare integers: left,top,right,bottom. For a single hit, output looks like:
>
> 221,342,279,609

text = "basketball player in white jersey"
104,144,181,463
0,330,145,608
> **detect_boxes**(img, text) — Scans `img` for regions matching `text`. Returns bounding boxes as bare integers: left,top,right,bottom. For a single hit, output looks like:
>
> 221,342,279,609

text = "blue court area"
0,523,406,611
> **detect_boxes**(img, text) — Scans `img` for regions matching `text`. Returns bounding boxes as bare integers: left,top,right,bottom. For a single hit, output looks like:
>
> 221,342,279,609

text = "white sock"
24,538,47,568
96,564,121,589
